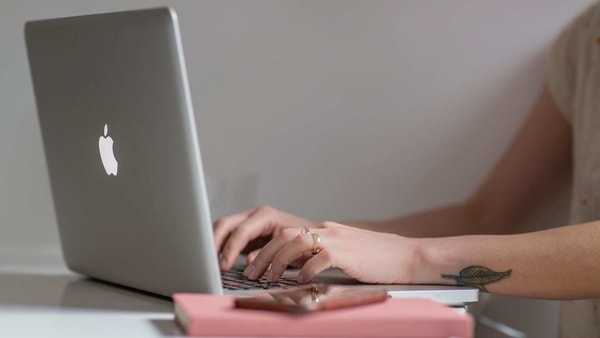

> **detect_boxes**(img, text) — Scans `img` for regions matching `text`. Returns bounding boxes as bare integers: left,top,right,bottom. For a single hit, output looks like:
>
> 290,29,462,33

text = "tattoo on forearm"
441,266,512,292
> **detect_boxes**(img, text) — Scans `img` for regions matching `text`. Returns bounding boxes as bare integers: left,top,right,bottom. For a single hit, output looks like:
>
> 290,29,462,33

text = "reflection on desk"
0,258,184,338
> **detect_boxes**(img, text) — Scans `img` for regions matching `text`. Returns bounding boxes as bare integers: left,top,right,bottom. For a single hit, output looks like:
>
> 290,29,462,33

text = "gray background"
0,1,593,336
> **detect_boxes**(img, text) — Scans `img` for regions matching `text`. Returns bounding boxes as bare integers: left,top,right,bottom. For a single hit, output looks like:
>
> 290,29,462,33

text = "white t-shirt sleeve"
544,5,596,125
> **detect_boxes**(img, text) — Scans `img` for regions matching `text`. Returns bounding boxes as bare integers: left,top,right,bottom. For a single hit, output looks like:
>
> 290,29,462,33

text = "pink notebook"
173,293,473,337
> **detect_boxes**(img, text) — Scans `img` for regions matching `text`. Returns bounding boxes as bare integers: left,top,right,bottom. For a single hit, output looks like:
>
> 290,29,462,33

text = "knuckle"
329,226,343,237
280,228,299,240
292,234,307,245
318,249,333,262
232,224,251,239
321,221,338,229
256,205,276,215
212,218,227,230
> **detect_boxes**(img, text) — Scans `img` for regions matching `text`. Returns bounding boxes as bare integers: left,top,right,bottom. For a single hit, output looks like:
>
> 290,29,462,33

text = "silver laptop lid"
25,7,223,296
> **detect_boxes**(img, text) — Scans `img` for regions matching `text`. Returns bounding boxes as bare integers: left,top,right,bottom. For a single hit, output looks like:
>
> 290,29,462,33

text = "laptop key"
221,269,299,290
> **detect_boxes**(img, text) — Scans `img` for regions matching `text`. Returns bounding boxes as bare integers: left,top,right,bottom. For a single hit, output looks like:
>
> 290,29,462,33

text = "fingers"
214,206,317,273
244,228,311,280
246,249,261,264
297,250,335,284
245,228,331,283
219,206,279,270
213,208,254,253
268,232,314,281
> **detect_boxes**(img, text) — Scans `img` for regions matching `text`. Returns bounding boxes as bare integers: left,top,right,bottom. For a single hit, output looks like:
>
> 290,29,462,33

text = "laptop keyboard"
221,269,300,290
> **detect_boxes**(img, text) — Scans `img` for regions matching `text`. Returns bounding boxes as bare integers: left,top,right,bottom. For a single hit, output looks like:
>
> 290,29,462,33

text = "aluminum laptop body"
25,7,477,306
25,7,225,297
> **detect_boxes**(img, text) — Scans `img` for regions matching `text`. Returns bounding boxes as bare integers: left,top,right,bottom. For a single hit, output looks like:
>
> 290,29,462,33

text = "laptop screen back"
25,7,222,296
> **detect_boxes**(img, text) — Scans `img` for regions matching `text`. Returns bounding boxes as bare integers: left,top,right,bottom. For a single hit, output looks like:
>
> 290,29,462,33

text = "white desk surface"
0,251,182,338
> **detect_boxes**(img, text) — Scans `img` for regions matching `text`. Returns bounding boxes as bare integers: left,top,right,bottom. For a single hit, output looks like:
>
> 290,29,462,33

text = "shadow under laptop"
0,272,171,313
62,276,185,336
60,276,173,313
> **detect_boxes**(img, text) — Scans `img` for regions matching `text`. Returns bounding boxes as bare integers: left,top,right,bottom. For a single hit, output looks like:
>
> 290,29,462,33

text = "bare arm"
351,87,572,237
239,88,600,299
414,220,600,300
375,86,593,299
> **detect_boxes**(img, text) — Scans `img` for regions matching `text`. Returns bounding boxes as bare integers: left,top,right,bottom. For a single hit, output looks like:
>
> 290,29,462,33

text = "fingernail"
244,265,256,279
265,268,274,282
219,253,227,267
297,274,304,284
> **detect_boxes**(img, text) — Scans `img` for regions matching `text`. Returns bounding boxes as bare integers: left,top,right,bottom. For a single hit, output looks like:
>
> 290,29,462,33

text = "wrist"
411,237,455,285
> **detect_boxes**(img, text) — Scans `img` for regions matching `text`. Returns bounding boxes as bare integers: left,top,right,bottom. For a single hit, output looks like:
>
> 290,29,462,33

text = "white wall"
0,1,593,337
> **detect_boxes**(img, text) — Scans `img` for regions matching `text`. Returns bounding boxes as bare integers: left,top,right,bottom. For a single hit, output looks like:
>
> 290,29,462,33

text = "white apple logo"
98,123,118,176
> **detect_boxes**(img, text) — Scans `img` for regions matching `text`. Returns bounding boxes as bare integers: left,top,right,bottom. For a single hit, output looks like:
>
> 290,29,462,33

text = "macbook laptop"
24,7,477,306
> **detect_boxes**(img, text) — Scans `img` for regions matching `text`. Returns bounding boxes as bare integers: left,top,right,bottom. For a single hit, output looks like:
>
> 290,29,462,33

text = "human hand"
242,222,419,285
213,206,316,271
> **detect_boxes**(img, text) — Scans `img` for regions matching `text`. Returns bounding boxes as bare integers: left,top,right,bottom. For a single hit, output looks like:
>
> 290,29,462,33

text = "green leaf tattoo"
441,266,512,292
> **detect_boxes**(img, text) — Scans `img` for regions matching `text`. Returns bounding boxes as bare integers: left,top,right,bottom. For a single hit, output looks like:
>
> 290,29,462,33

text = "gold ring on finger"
311,233,321,255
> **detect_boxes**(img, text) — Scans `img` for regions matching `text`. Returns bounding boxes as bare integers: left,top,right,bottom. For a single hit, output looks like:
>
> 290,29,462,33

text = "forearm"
412,221,600,300
348,201,495,238
350,89,571,240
